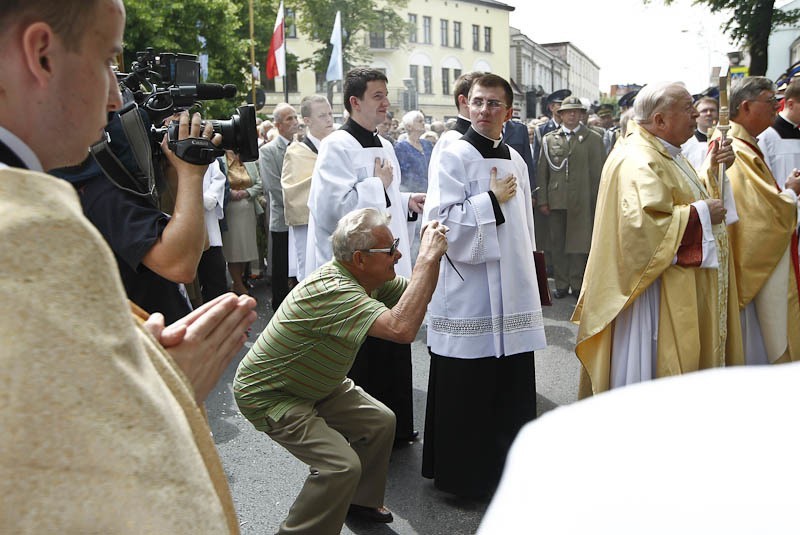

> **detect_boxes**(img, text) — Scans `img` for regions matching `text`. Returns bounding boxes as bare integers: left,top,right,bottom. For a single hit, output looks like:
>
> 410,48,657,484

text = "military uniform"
537,108,606,296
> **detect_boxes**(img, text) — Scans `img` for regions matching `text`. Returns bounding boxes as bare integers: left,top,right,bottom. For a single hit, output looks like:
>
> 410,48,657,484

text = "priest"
574,82,744,396
422,73,547,498
705,76,800,364
306,68,425,442
757,79,800,189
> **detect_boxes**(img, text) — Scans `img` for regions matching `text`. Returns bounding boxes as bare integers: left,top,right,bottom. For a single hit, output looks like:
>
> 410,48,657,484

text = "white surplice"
758,126,800,190
306,129,414,278
426,135,546,359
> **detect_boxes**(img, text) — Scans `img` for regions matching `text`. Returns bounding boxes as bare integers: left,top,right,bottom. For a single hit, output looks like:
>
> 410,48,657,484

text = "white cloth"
423,128,464,225
426,139,546,358
306,129,413,278
758,125,800,189
610,147,719,389
479,362,800,535
680,132,708,170
288,224,307,279
202,160,226,247
0,126,43,171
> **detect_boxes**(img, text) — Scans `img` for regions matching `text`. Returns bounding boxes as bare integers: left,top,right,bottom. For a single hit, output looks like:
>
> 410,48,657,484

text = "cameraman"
57,111,215,322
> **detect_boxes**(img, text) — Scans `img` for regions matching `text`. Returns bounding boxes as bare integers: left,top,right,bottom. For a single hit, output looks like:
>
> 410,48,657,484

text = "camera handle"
168,138,223,165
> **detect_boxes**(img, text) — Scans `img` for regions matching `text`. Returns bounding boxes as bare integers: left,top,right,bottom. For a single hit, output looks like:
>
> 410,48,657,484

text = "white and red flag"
265,1,285,79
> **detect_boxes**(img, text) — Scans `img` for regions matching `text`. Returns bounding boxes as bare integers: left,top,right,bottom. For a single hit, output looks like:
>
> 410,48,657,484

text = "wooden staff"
716,70,730,201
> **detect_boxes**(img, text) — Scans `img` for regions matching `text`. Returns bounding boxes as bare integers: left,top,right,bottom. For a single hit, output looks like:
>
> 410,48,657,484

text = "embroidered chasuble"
706,121,800,364
573,122,743,395
0,168,239,533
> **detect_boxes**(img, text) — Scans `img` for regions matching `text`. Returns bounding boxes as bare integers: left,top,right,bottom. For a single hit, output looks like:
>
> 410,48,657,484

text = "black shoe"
348,504,394,523
395,430,419,442
553,288,569,299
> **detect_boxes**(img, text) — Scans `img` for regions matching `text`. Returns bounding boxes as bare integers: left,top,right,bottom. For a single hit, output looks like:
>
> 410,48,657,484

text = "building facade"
509,27,569,119
262,0,515,121
540,41,600,104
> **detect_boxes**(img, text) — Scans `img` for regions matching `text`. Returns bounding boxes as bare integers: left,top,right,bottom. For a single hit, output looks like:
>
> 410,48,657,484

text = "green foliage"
652,0,800,76
294,0,410,73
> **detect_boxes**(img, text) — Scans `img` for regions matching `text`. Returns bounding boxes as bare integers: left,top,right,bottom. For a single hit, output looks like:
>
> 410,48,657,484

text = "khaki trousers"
266,379,396,535
548,209,588,292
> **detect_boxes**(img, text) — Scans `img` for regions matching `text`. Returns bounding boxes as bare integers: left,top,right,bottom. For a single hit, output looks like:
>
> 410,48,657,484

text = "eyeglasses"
360,237,400,256
751,95,779,105
469,98,508,110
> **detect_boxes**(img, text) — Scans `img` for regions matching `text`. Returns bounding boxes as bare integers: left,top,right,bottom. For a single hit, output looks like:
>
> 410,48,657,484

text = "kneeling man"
234,208,448,534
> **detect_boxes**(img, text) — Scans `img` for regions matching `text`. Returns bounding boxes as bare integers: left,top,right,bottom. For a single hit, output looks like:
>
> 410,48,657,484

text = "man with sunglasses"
234,208,448,534
423,73,547,499
705,76,800,365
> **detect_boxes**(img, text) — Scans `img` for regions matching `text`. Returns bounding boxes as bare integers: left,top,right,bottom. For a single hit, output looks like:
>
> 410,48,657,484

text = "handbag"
533,251,552,306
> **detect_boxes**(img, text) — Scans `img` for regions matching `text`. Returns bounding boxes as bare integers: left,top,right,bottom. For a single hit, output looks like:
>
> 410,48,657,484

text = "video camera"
117,48,259,164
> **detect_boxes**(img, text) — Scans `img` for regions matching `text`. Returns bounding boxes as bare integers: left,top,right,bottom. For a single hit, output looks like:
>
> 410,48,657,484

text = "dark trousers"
270,231,289,311
422,351,536,498
348,336,415,439
196,246,228,303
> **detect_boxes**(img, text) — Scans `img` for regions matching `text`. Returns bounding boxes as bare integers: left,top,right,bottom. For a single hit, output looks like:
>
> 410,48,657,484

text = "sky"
504,0,740,95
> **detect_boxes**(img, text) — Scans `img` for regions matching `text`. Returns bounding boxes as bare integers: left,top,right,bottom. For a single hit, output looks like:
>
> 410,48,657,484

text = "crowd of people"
3,0,800,533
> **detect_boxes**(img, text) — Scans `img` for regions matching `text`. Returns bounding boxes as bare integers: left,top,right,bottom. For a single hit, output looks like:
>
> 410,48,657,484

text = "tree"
123,0,250,118
654,0,800,76
293,0,410,76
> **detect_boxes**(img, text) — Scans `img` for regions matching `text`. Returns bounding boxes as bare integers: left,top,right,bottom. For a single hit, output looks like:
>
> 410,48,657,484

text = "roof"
460,0,514,12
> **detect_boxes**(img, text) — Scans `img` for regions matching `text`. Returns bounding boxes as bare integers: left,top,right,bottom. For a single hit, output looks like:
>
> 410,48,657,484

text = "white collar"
306,132,321,149
0,126,44,171
279,134,293,145
657,137,683,158
474,128,503,148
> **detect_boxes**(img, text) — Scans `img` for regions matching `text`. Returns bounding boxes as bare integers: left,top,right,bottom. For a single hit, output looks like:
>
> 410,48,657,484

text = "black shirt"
74,174,191,323
461,126,507,225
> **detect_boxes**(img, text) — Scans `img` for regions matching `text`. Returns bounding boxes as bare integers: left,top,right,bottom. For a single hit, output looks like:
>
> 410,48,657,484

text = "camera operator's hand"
143,292,257,404
142,111,221,284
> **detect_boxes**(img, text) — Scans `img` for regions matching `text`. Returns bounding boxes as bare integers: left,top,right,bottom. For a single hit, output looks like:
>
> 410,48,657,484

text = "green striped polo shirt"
234,260,407,430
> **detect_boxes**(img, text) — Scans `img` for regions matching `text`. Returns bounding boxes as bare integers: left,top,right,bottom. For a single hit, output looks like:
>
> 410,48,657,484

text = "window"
423,66,433,94
264,77,275,92
472,25,480,51
442,68,450,95
454,68,462,81
408,14,417,43
286,8,297,38
440,19,449,47
423,16,432,44
453,21,461,48
484,26,492,52
369,25,386,48
287,67,298,92
410,65,419,93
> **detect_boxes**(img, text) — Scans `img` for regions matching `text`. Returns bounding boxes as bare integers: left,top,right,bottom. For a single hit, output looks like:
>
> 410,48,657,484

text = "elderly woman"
394,110,434,193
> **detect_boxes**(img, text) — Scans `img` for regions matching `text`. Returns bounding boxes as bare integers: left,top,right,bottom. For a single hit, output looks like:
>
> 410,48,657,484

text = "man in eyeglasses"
423,73,547,499
704,76,800,365
305,68,426,444
234,207,448,533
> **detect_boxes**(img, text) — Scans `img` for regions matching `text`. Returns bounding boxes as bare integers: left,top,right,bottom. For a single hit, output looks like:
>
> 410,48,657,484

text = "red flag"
266,1,285,79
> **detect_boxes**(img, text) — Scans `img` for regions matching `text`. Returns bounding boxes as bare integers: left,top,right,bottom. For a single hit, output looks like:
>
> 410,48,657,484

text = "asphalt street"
207,278,582,535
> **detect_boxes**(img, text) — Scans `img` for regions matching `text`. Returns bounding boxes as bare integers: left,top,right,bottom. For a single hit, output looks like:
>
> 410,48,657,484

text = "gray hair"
633,82,686,124
730,76,776,119
331,208,392,262
300,95,329,118
401,110,424,129
273,102,295,123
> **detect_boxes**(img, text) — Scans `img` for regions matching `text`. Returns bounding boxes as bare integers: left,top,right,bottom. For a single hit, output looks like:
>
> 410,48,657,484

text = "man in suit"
504,117,536,192
0,0,256,531
260,102,299,311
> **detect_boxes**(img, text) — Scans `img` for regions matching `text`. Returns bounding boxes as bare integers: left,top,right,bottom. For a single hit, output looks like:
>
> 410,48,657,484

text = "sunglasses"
360,237,400,256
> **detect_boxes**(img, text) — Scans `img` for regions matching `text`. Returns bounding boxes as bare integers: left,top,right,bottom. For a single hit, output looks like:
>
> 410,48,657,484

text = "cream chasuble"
0,168,238,533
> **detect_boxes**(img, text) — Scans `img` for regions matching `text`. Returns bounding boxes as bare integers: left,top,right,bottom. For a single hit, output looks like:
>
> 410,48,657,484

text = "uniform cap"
557,96,586,112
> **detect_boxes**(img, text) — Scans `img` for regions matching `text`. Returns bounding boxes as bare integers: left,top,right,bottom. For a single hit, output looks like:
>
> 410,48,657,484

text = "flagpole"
249,0,257,109
284,4,289,104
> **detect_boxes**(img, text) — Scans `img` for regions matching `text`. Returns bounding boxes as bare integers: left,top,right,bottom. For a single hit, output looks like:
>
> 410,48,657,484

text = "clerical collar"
694,129,708,142
773,114,800,139
0,125,43,171
462,126,511,159
454,116,471,135
341,118,382,148
656,137,683,158
306,132,322,150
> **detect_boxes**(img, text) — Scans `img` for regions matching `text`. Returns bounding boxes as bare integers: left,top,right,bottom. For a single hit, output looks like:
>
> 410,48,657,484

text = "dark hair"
468,73,513,107
0,0,102,52
453,71,483,109
344,68,388,113
785,79,800,102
